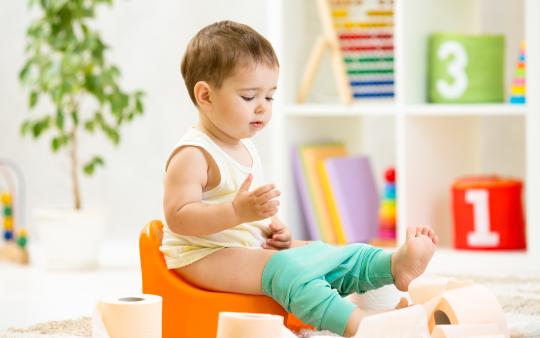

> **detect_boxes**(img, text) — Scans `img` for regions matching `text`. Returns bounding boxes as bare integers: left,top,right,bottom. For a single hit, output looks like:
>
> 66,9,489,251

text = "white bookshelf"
265,0,540,272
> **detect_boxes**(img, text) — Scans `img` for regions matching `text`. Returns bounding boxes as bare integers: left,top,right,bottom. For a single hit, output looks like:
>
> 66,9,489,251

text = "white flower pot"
34,207,106,269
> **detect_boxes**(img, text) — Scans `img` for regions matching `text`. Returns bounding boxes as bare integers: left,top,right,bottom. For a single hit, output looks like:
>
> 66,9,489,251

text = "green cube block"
428,33,505,103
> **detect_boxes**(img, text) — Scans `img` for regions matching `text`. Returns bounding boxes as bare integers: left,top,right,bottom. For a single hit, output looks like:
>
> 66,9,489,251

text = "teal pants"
261,241,394,336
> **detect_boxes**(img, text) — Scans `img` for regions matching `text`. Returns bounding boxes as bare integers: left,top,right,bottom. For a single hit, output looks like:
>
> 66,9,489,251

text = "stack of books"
292,142,379,244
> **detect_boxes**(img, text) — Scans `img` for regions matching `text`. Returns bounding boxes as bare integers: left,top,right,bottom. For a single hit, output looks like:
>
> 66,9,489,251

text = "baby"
161,20,438,337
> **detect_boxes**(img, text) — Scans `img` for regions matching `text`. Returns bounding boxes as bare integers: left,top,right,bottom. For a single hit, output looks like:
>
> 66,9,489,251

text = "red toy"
452,176,526,250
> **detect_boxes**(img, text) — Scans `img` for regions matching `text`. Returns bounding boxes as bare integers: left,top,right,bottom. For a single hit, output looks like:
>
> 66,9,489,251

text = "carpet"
2,274,539,338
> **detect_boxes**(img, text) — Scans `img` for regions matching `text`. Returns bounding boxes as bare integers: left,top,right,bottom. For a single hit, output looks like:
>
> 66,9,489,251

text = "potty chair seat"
139,220,311,338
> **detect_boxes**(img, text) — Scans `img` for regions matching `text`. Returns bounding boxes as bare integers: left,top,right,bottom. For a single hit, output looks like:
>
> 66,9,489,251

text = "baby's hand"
233,174,280,224
262,222,291,250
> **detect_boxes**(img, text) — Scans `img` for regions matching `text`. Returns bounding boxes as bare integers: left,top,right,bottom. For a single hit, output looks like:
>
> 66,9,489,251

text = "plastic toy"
509,41,526,104
428,33,504,103
370,167,396,247
139,220,311,338
0,159,29,265
452,175,526,250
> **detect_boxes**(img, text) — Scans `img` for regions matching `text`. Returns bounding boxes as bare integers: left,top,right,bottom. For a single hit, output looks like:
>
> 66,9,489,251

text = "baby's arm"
164,146,280,236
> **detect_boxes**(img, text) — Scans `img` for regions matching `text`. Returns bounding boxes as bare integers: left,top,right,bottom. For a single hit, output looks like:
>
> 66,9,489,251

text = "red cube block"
452,176,526,250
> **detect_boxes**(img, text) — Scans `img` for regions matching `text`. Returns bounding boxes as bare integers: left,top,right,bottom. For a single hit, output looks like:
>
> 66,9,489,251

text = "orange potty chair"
139,220,312,338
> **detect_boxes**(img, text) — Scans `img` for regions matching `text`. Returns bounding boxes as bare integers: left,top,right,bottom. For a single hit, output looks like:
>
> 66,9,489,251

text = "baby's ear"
194,81,212,107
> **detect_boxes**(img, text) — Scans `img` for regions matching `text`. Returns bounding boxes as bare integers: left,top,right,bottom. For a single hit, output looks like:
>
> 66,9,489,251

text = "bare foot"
391,226,438,291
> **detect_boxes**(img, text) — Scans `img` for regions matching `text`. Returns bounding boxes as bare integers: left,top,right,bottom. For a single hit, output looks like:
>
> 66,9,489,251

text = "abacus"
0,159,28,264
298,0,395,103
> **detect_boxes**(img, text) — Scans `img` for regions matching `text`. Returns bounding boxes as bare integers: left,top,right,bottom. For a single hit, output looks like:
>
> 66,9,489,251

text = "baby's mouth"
250,121,264,128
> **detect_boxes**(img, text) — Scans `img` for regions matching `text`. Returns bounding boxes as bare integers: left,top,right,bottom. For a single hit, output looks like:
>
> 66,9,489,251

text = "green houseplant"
19,0,145,268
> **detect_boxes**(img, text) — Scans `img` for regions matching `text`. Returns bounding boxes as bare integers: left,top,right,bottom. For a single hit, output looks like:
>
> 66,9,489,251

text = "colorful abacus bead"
3,230,13,241
1,193,12,205
16,228,28,248
3,205,12,217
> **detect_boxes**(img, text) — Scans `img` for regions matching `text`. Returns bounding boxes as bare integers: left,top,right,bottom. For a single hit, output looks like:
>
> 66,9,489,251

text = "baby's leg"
329,225,438,295
341,226,438,336
262,242,386,336
177,245,362,337
175,247,277,295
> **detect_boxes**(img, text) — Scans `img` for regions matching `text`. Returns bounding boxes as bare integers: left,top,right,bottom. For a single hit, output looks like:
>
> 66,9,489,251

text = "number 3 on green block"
436,41,468,99
429,33,504,103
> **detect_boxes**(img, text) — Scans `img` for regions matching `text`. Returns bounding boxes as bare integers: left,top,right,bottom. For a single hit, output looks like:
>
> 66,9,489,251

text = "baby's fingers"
255,188,281,204
265,238,291,250
260,200,279,214
269,222,285,233
271,233,289,242
252,184,276,197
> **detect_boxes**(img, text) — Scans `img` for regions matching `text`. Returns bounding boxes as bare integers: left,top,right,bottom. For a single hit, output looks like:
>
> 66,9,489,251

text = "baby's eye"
266,97,274,102
241,96,255,101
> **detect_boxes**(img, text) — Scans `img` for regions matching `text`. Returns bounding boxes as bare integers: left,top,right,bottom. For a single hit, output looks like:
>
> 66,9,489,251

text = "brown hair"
181,20,279,105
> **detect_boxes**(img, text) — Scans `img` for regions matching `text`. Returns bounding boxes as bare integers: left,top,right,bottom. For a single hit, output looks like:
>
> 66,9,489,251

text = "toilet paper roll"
431,323,500,338
92,294,162,338
353,305,430,338
428,284,508,337
347,285,405,311
408,274,449,304
408,274,473,305
422,295,442,320
217,312,286,338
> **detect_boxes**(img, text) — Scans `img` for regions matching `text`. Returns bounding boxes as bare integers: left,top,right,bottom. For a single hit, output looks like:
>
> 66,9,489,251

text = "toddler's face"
209,63,279,140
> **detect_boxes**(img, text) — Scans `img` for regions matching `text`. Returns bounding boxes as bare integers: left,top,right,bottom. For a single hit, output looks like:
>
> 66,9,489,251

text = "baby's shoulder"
167,145,210,172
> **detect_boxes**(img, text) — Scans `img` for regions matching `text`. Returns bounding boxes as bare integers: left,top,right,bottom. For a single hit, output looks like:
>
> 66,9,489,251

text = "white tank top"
160,127,271,269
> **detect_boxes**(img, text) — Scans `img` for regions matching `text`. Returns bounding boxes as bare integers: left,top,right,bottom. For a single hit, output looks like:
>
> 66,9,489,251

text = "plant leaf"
20,120,33,136
83,155,105,176
29,91,39,108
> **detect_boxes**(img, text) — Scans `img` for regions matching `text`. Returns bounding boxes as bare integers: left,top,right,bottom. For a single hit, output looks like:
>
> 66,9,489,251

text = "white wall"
0,1,272,242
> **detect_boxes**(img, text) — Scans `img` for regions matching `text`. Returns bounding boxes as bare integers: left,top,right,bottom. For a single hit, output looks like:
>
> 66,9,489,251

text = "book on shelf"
292,143,379,244
292,143,347,243
322,156,379,244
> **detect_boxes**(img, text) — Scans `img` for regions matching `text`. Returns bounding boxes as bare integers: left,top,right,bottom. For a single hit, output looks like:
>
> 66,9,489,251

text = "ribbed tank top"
160,127,271,269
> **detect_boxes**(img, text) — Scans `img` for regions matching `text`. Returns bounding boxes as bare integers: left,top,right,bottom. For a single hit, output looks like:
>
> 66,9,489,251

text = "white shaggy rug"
2,274,539,338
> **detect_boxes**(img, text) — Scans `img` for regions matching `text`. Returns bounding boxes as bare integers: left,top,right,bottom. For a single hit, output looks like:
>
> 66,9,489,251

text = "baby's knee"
261,249,355,335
